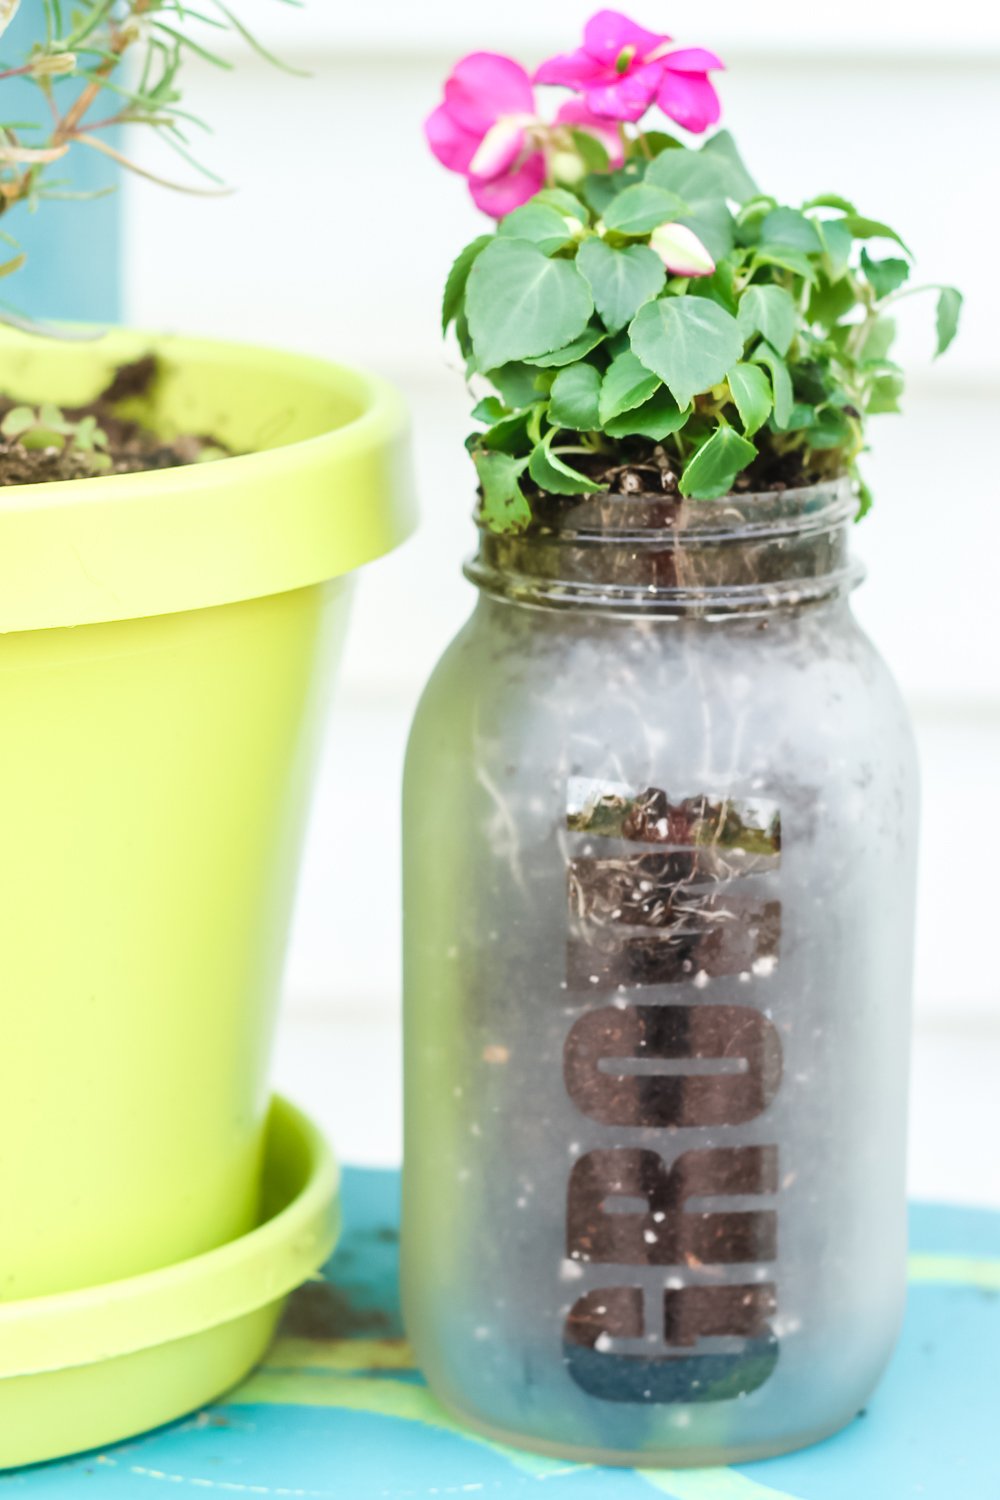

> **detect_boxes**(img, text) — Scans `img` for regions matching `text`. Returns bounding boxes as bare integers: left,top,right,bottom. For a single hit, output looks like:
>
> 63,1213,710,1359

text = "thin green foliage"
0,0,300,330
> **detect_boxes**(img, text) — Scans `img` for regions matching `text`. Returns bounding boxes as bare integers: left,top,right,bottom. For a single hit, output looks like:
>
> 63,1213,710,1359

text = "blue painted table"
4,1169,997,1499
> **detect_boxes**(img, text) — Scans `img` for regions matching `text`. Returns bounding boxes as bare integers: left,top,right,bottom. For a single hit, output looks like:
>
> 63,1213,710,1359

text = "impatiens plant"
426,9,962,531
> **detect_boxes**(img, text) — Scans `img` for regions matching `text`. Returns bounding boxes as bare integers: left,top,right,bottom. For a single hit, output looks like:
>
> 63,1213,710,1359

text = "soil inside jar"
0,355,229,486
523,437,829,501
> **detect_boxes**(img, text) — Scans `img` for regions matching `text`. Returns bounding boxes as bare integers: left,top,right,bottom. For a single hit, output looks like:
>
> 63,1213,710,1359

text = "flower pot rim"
0,1093,340,1381
0,324,416,633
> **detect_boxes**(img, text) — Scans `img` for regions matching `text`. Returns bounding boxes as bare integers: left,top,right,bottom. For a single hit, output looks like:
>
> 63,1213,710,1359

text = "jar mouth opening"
468,476,861,617
480,477,858,549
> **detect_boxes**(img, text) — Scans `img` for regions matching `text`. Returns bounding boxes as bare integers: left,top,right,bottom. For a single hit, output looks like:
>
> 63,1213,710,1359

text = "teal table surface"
4,1168,997,1499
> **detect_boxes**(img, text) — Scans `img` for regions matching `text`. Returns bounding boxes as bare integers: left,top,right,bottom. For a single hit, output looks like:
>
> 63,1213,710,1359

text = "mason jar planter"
402,480,918,1466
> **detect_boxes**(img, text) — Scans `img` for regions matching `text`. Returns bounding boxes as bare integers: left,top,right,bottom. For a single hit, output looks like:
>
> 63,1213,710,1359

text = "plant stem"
54,27,132,139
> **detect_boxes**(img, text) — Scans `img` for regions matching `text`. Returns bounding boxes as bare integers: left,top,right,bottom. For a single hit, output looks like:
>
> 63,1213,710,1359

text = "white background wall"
123,1,1000,1045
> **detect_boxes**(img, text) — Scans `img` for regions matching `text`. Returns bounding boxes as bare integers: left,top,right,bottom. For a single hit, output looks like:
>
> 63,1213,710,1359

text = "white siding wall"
124,2,1000,1024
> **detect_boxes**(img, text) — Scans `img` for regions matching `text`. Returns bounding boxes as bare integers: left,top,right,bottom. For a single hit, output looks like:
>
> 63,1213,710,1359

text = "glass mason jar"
402,479,918,1467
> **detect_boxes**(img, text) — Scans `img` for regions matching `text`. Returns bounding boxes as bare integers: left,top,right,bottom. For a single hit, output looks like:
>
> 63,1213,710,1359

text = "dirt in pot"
0,355,230,487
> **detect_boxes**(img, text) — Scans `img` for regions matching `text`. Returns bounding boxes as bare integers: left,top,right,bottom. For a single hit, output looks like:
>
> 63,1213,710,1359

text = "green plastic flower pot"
0,1094,339,1470
0,325,414,1466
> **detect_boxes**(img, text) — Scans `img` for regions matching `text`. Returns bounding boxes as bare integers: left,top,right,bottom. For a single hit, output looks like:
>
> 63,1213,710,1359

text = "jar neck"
465,479,864,619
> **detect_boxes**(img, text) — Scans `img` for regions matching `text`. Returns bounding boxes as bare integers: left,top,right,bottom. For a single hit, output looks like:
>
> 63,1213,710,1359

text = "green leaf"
534,188,589,222
866,373,905,415
843,215,912,256
786,402,817,432
39,402,69,433
582,163,643,217
679,426,758,500
803,193,858,214
466,239,594,369
935,287,963,358
791,361,838,406
498,202,577,255
642,132,685,156
727,363,773,437
858,317,897,363
487,363,544,407
481,410,533,454
442,235,491,334
807,274,857,328
645,148,735,260
528,439,603,495
759,207,824,254
523,325,606,367
604,386,686,440
599,350,661,424
701,130,759,204
736,285,797,357
576,239,665,334
861,248,909,299
549,364,603,431
817,218,853,280
687,259,739,315
808,406,857,445
472,396,507,424
1,405,36,438
569,128,611,174
735,195,778,246
473,449,532,533
750,342,793,428
603,183,688,236
605,327,632,359
646,146,727,202
751,245,818,281
455,309,473,359
630,295,742,409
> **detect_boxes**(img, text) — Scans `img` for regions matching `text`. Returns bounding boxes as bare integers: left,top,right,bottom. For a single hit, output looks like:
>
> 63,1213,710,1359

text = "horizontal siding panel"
219,1,1000,59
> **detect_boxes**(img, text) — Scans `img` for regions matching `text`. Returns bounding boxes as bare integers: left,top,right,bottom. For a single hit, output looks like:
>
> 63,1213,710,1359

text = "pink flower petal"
584,60,664,121
582,9,670,67
424,102,480,174
534,47,605,89
660,47,725,74
556,98,625,166
469,119,527,181
469,152,546,219
657,70,722,133
649,222,715,277
444,52,535,136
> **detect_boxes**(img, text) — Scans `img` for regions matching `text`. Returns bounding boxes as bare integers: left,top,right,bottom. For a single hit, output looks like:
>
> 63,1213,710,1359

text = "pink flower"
535,9,723,133
425,52,546,218
656,48,725,134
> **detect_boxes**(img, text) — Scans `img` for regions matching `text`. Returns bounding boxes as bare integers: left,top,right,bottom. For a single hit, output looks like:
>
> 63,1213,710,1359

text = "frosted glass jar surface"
402,482,918,1466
